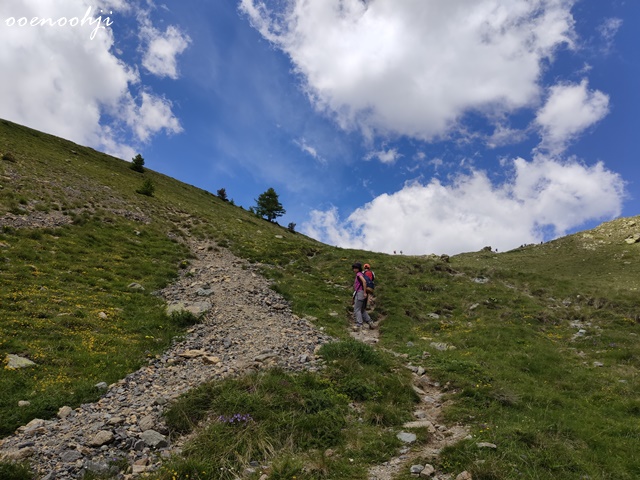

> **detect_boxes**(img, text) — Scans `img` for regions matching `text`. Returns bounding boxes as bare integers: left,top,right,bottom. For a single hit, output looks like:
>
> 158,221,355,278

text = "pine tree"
255,187,286,222
130,153,145,173
216,188,228,201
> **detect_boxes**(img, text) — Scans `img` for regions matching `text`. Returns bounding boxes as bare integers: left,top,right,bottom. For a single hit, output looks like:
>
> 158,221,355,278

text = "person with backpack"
352,262,375,330
362,263,376,308
363,263,375,293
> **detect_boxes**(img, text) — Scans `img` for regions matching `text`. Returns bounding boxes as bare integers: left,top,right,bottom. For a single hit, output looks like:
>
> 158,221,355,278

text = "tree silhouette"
255,187,286,222
216,188,228,201
130,153,145,173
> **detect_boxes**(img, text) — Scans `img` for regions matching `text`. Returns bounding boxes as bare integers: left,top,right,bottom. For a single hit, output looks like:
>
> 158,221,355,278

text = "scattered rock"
139,415,155,432
456,471,473,480
403,420,436,433
140,430,168,449
88,431,114,447
397,432,417,443
430,342,455,351
20,419,45,435
84,459,111,475
477,442,497,449
128,282,145,291
420,464,436,477
57,406,73,419
60,450,82,463
6,354,37,369
179,349,206,359
2,447,34,461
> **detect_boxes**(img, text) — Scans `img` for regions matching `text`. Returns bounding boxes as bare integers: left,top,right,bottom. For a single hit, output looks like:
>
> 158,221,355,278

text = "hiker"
363,263,376,306
352,262,374,330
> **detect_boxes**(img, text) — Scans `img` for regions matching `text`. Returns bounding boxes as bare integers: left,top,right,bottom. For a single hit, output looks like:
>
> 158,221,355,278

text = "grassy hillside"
1,119,639,479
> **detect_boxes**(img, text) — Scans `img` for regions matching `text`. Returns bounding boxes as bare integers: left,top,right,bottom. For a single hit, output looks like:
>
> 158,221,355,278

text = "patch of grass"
159,343,413,479
0,462,33,480
0,219,189,436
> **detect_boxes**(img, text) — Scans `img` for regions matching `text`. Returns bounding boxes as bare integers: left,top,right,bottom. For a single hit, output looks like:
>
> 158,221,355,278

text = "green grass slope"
1,118,639,479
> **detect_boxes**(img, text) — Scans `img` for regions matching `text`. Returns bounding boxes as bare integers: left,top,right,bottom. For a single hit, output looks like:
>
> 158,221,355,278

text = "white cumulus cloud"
141,23,191,79
240,0,577,140
123,91,183,143
303,156,624,255
0,0,185,157
535,79,610,154
365,148,402,164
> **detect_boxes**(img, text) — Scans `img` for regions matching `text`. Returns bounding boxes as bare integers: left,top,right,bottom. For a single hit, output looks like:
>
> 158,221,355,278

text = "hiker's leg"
354,292,365,325
362,297,372,324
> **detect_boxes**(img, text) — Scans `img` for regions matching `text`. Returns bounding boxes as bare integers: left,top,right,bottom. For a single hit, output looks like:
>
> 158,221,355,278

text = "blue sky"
0,0,638,255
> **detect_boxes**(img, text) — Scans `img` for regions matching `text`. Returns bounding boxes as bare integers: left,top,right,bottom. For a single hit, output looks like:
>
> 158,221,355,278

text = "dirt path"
351,304,471,480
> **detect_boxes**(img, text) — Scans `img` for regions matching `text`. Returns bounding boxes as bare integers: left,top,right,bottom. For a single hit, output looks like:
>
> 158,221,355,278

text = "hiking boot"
368,322,377,330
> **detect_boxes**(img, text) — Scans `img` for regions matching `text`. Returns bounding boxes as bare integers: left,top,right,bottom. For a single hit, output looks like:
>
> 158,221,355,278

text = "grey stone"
403,420,436,433
420,464,436,477
6,354,37,369
84,460,110,474
410,464,425,474
477,442,497,449
140,430,168,449
57,406,73,418
431,342,457,351
397,432,417,443
139,415,155,432
21,418,46,435
2,447,34,461
60,450,82,463
87,430,114,447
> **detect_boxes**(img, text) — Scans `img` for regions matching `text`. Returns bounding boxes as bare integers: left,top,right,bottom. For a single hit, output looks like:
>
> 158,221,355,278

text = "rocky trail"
352,309,471,480
1,239,470,480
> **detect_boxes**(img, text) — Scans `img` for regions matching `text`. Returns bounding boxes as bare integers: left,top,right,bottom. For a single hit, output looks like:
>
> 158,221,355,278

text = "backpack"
363,271,375,293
